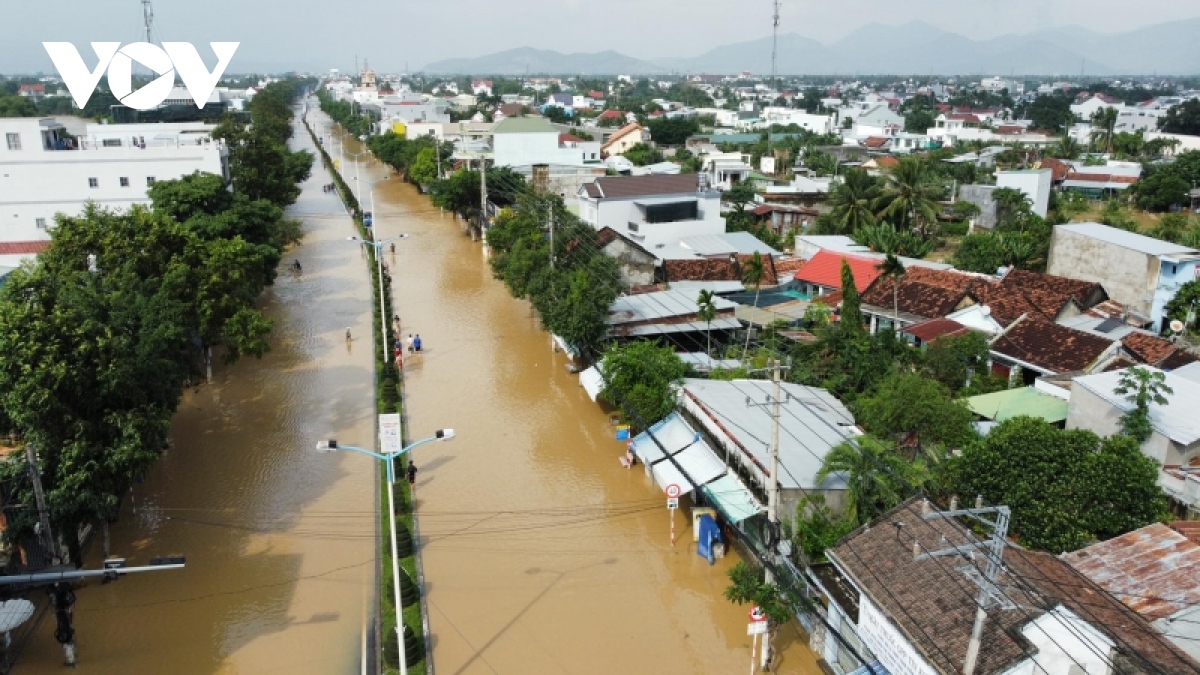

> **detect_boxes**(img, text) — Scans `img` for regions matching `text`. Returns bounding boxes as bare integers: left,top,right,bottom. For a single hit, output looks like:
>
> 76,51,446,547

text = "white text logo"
42,42,239,111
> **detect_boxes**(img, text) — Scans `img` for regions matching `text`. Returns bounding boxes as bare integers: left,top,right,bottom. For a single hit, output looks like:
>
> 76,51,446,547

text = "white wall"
580,192,725,251
493,131,589,168
1000,607,1115,675
1,118,227,243
996,169,1052,218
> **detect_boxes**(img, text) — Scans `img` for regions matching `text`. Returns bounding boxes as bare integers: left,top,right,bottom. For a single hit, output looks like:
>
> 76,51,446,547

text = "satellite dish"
1170,320,1185,333
0,599,34,632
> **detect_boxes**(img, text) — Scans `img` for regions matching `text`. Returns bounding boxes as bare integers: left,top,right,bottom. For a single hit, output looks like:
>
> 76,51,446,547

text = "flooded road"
331,116,823,674
18,120,380,674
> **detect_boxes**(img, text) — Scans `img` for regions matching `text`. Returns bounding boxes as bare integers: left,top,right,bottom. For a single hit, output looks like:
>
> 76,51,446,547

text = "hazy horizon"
3,0,1200,75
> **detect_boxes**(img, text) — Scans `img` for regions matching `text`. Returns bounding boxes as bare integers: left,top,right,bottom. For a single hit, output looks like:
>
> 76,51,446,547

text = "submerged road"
18,117,380,674
326,110,824,674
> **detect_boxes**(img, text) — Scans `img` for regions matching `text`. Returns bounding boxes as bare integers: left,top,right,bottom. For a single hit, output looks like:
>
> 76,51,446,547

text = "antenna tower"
142,0,155,44
771,0,781,93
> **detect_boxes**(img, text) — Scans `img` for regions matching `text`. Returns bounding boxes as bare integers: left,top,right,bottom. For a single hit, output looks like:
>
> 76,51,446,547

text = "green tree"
696,290,717,357
839,260,863,333
827,170,880,235
1025,93,1075,134
1134,171,1191,212
622,142,664,166
904,109,936,134
946,417,1168,552
724,561,793,667
645,117,699,145
876,156,942,237
856,372,976,449
1165,278,1200,330
1050,135,1083,160
816,436,920,524
1159,99,1200,135
599,341,689,430
740,252,766,360
876,253,905,328
791,495,856,563
1090,107,1119,154
852,222,936,258
1113,366,1173,443
919,332,992,394
408,146,439,185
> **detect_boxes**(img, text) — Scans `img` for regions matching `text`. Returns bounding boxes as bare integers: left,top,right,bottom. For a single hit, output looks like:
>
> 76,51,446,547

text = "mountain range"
421,19,1200,76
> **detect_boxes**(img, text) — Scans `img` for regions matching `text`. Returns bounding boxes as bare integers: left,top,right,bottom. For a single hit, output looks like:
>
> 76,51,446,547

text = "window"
645,201,698,223
88,177,98,188
5,133,19,150
628,222,640,232
119,177,130,187
102,138,123,147
146,177,156,186
35,218,47,230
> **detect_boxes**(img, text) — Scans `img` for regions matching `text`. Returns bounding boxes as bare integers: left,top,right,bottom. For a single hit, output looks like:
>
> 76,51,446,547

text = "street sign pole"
665,484,681,546
749,631,757,675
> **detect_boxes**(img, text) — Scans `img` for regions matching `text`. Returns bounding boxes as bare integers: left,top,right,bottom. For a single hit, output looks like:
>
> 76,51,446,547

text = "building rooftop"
992,316,1115,374
1055,223,1198,257
899,317,972,343
1063,523,1200,621
581,173,709,199
966,386,1069,423
793,250,880,292
1072,366,1200,445
491,116,557,134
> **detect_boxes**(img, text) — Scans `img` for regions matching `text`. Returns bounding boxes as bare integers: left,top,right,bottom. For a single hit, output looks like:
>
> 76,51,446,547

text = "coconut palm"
876,253,906,330
1051,135,1082,160
828,169,880,235
696,290,717,358
875,156,942,238
1091,107,1119,155
815,436,918,524
741,252,766,360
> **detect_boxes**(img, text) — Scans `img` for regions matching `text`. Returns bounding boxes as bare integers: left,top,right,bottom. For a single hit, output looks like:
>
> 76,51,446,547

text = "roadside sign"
747,621,769,635
665,483,682,498
379,413,402,455
749,606,765,622
667,497,679,510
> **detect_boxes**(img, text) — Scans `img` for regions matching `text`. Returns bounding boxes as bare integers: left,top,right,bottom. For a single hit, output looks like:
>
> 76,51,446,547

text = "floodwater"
327,113,824,675
17,118,380,674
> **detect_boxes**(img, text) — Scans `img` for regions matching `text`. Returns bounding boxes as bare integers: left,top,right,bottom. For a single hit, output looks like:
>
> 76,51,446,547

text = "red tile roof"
991,317,1116,373
582,173,701,199
0,241,50,255
1170,521,1200,545
793,251,880,292
18,84,45,93
899,317,971,343
1037,157,1071,182
946,113,981,123
558,133,586,144
863,136,889,149
1066,173,1140,185
663,254,778,286
811,290,842,307
999,269,1105,318
862,267,979,319
1122,332,1199,369
598,110,623,120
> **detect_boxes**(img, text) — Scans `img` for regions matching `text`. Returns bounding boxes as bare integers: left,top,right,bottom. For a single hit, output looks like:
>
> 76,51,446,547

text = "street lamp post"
347,150,369,200
349,233,409,372
315,429,456,675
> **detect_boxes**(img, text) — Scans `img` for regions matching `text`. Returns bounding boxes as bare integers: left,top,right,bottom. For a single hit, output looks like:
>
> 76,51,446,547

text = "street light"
314,428,456,675
347,149,369,195
348,234,410,371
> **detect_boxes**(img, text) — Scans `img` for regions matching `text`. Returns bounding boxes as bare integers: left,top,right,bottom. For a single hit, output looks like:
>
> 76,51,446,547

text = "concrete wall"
1047,228,1157,319
582,193,725,251
1066,384,1181,465
493,131,587,168
996,169,1052,218
601,236,657,288
959,185,998,230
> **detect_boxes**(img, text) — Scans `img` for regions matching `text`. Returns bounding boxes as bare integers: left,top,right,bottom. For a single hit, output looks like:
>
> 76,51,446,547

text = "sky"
4,0,1200,75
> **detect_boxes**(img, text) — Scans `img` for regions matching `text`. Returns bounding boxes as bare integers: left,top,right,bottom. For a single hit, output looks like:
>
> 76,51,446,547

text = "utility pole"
770,0,781,96
25,444,61,565
479,156,488,238
744,359,788,671
915,497,1012,675
548,203,555,269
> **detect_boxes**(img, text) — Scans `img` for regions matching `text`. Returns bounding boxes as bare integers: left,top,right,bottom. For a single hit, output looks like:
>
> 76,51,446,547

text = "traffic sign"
747,621,769,635
667,497,679,510
665,483,682,498
749,606,766,622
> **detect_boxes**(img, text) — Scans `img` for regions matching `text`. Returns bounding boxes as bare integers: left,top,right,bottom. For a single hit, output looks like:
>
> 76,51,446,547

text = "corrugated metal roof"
682,379,855,490
608,289,736,324
491,116,556,134
1056,223,1198,256
678,232,780,257
630,412,702,465
1063,523,1200,620
579,366,604,402
702,473,763,523
1072,366,1200,445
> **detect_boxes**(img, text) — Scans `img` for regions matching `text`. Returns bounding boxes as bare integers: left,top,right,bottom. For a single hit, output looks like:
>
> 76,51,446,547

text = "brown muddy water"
16,111,823,674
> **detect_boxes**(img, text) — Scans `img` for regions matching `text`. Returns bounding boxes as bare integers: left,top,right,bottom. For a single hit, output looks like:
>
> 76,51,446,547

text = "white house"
703,152,753,191
1070,93,1122,119
852,105,905,137
491,116,593,168
0,117,228,248
577,173,725,251
760,107,836,134
471,79,493,97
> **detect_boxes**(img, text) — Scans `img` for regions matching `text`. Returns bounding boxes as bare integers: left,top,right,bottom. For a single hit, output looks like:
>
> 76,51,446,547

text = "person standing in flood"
406,334,414,353
413,334,422,353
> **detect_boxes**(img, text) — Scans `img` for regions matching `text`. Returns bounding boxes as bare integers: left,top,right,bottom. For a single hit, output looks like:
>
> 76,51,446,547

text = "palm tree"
1091,107,1119,155
696,290,717,358
815,437,918,524
877,253,906,330
875,156,942,238
828,169,880,235
1051,135,1082,160
741,252,766,361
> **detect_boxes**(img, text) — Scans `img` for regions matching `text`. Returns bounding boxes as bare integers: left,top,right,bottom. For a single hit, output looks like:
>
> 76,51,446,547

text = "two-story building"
1046,223,1200,331
491,116,596,168
577,173,725,251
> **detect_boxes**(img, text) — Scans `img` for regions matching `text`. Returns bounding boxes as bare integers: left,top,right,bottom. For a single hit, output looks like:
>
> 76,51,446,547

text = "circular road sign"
665,483,682,498
749,606,766,622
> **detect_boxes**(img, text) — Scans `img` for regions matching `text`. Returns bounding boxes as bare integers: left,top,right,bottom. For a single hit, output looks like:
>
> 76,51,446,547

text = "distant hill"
420,18,1200,76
